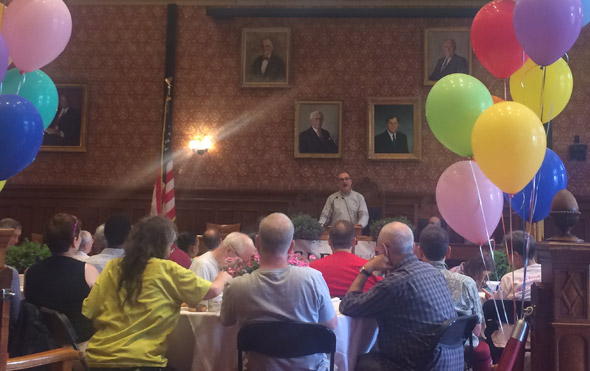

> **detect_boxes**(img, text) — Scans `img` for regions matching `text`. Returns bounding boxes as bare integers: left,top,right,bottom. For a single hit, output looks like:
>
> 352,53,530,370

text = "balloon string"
503,79,507,101
509,196,518,321
539,66,547,123
16,73,26,95
520,176,536,319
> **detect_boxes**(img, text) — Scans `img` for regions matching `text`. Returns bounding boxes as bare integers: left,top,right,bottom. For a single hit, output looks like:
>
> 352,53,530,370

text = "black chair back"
436,314,479,348
39,307,89,371
237,321,336,371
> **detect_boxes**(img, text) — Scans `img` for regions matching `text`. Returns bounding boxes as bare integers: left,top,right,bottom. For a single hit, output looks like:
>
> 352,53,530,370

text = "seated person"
340,222,460,370
0,218,23,327
190,231,255,281
86,214,132,273
82,216,231,369
176,231,198,259
220,213,336,370
490,231,540,352
417,225,491,371
25,213,99,344
73,230,93,262
451,250,495,298
310,220,381,297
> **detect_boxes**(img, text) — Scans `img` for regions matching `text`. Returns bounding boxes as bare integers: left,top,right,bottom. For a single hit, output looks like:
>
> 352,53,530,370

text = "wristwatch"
359,266,372,277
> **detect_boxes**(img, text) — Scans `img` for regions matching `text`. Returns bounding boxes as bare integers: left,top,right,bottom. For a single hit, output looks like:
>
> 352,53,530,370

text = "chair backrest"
483,299,531,340
237,321,336,371
435,314,479,348
205,223,241,238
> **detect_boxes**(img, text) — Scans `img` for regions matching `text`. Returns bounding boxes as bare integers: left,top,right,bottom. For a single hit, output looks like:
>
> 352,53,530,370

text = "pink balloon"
0,35,8,82
436,161,503,244
3,0,72,73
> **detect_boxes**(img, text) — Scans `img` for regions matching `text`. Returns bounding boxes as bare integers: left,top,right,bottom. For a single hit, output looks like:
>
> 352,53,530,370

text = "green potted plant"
489,250,509,281
290,214,323,241
5,239,51,273
369,216,415,240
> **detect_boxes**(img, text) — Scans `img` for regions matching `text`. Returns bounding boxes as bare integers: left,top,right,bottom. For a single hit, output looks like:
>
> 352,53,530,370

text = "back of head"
329,220,355,250
202,229,221,251
419,225,449,262
120,216,177,305
104,214,132,248
379,222,414,256
0,218,21,230
176,231,196,253
503,230,536,259
93,224,107,252
79,230,93,251
258,213,294,255
44,213,81,255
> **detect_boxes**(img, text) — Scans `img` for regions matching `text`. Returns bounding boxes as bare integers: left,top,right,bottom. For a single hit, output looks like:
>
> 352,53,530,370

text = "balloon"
2,0,72,72
0,95,44,180
1,69,58,129
436,161,504,244
472,102,547,194
0,4,5,29
583,0,590,25
514,0,583,66
491,95,504,104
426,74,493,157
510,58,573,123
0,34,8,82
506,149,567,223
0,180,5,193
471,0,526,78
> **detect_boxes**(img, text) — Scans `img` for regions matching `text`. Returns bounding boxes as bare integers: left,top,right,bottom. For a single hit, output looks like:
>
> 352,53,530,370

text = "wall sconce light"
189,136,213,155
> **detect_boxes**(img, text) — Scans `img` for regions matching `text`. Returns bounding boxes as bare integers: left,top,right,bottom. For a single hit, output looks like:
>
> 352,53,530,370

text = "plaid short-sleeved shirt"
340,254,460,370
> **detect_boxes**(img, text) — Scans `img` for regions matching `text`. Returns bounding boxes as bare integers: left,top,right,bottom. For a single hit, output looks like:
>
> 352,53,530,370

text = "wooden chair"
205,223,241,238
0,228,82,371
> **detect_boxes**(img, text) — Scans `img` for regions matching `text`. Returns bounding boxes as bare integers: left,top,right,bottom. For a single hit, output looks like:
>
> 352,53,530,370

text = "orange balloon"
492,95,505,104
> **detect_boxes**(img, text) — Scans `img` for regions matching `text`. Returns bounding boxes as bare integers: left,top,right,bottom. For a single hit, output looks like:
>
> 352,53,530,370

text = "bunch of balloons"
0,0,72,183
426,0,580,243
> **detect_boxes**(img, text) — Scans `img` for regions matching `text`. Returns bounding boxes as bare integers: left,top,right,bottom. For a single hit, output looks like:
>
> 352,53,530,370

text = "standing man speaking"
319,172,369,229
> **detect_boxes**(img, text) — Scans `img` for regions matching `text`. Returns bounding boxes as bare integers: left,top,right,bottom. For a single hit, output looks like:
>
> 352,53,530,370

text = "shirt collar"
428,260,449,270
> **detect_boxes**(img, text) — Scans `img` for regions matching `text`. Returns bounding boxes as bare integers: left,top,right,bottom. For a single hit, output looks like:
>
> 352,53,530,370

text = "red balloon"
471,0,526,79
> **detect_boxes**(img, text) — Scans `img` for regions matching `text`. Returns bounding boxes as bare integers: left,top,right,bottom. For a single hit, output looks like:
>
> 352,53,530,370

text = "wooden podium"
532,241,590,371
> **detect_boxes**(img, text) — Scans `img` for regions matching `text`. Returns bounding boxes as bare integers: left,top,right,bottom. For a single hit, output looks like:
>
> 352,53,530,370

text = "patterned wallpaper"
8,5,590,196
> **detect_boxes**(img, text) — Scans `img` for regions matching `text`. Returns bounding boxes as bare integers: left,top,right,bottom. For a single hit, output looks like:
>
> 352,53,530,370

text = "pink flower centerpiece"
224,251,316,277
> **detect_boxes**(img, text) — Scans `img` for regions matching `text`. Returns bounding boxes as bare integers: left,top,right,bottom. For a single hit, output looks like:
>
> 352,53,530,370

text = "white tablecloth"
166,300,378,371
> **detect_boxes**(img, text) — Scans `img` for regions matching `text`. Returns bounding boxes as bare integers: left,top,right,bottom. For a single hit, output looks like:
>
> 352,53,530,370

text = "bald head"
223,232,256,261
203,229,221,251
329,220,356,250
258,213,294,255
377,222,414,257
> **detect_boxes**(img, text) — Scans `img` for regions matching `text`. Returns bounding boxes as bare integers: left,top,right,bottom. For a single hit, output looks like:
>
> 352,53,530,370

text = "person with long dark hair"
82,216,230,370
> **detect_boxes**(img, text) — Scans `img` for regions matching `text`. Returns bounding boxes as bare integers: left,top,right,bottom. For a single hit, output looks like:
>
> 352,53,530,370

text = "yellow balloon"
472,102,547,194
510,58,573,123
0,4,5,31
0,180,5,193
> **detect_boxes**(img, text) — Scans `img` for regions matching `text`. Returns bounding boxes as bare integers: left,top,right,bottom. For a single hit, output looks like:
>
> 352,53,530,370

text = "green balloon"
425,73,493,157
1,68,58,130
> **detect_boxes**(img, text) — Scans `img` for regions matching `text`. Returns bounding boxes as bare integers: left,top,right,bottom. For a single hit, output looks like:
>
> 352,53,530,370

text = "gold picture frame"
241,28,290,88
368,97,421,161
424,27,472,86
41,84,87,152
294,101,342,159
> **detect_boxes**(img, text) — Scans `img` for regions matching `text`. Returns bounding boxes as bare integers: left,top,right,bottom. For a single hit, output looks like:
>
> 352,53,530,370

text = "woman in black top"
25,213,99,342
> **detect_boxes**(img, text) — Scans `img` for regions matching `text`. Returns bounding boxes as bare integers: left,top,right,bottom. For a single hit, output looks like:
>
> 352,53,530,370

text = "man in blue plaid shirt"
340,222,461,370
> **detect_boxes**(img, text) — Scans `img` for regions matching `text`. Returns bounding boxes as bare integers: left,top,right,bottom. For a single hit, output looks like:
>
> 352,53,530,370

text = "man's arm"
318,194,334,227
321,314,338,330
357,194,369,228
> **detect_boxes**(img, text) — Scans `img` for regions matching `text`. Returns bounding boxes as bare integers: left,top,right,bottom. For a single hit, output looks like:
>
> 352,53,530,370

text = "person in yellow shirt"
82,216,231,369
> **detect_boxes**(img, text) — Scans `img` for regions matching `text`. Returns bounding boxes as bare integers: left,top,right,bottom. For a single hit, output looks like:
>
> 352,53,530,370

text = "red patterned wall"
8,5,590,196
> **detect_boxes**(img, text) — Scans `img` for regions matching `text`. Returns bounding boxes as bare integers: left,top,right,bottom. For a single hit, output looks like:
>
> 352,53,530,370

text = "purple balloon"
514,0,583,66
0,34,8,82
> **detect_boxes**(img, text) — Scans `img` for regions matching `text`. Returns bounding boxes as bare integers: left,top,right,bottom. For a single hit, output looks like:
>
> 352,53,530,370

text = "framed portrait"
424,27,472,85
241,28,290,87
41,84,87,152
294,101,342,159
367,97,421,160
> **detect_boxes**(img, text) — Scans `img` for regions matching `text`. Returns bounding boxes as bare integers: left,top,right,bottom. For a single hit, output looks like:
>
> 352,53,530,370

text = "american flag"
151,77,175,221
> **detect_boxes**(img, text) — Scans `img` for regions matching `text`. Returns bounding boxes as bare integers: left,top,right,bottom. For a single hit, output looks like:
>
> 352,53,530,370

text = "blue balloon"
583,0,590,26
0,95,44,180
505,148,567,223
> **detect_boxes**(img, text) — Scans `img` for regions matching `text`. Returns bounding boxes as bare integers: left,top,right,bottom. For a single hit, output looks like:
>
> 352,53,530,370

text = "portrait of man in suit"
374,116,409,154
368,97,421,160
425,28,471,85
251,38,285,82
242,28,290,86
41,84,87,152
295,101,342,158
428,39,469,81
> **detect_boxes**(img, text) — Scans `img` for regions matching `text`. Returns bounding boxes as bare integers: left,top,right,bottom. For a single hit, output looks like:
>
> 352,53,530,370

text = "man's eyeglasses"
338,177,350,182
